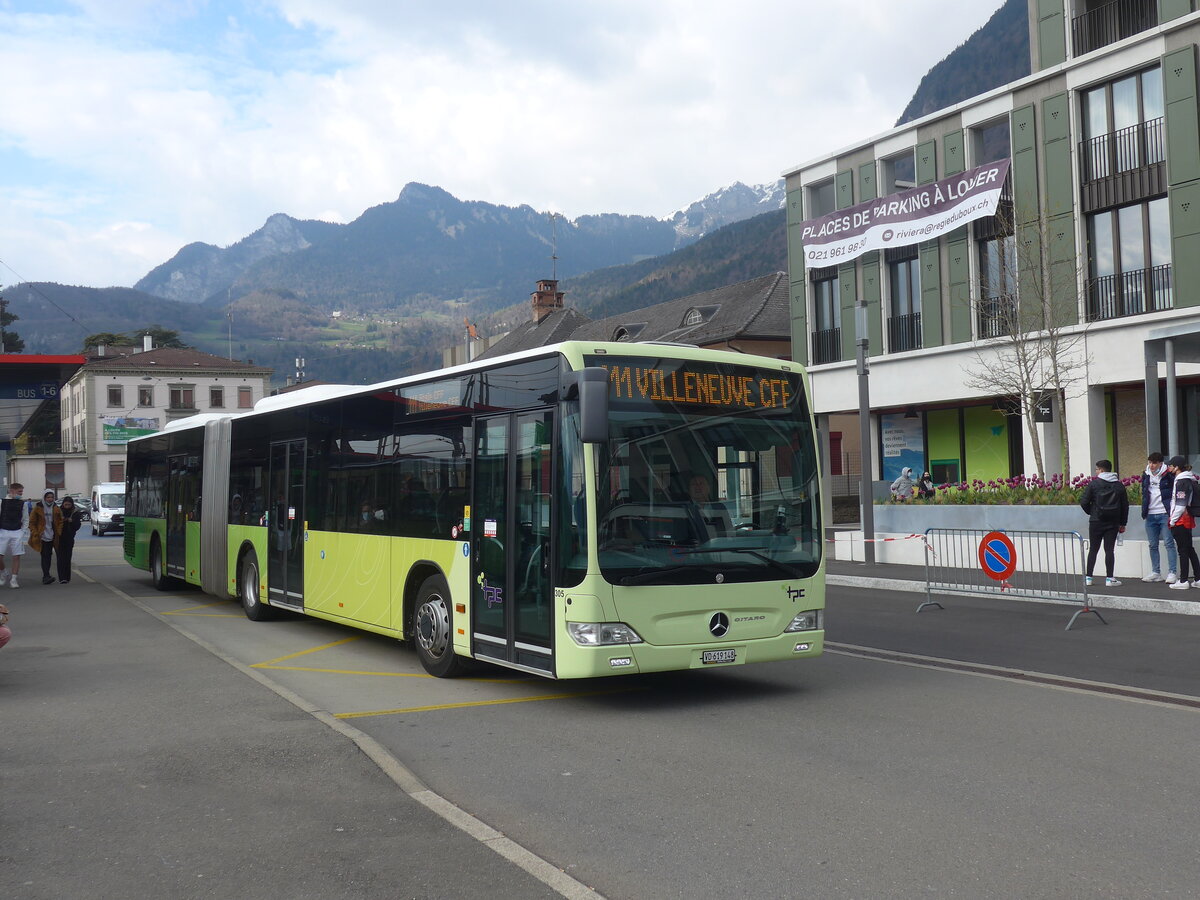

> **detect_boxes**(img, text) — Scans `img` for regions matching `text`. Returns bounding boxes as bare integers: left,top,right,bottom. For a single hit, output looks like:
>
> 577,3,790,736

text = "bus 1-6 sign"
978,531,1018,581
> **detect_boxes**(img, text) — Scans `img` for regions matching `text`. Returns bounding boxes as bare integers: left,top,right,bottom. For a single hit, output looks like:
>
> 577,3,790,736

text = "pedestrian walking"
56,496,83,583
1080,459,1129,587
1141,451,1178,583
1166,456,1200,591
0,482,30,589
29,489,63,585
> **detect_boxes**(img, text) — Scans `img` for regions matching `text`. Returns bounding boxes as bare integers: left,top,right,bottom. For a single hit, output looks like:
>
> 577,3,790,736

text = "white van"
91,482,126,536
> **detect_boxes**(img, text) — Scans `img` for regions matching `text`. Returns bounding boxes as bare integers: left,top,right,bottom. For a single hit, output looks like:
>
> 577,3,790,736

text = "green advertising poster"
101,417,159,444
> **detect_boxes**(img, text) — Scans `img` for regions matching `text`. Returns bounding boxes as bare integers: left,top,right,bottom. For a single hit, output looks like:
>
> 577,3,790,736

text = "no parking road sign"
978,531,1018,581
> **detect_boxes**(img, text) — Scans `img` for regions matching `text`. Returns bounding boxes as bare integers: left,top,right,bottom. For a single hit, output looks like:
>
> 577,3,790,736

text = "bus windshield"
589,356,821,586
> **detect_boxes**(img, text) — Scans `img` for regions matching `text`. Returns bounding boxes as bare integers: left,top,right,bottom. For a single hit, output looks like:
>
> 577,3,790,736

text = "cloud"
0,0,1002,288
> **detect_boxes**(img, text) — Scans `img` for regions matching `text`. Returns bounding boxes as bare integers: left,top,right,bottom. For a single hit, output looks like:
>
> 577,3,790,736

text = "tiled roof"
476,307,592,360
84,347,273,374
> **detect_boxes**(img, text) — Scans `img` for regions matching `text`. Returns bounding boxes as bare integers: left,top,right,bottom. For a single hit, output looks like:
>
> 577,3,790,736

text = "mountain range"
8,1,1019,383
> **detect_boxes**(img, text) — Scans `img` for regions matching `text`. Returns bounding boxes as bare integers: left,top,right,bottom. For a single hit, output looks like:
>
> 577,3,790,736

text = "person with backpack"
1080,458,1129,587
1166,455,1200,591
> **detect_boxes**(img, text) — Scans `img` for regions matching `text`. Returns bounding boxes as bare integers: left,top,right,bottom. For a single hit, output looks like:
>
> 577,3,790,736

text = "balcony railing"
1085,264,1172,321
811,327,842,365
977,293,1017,339
1079,118,1164,182
887,313,922,353
1071,0,1157,57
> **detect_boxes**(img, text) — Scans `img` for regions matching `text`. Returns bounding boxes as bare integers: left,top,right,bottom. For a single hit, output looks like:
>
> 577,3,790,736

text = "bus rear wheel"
239,550,275,621
150,538,175,591
412,575,462,678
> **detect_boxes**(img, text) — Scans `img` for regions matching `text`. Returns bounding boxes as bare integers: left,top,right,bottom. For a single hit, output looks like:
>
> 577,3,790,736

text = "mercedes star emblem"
709,612,730,637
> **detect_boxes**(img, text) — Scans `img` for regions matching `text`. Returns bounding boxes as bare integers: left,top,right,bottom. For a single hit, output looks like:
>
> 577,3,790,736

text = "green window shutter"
1159,0,1194,24
839,264,858,360
835,170,855,209
790,282,809,365
920,242,943,347
1165,47,1200,187
1170,180,1200,308
944,130,965,177
859,162,877,202
947,238,972,343
1036,0,1066,70
1011,105,1040,225
1017,223,1044,323
1046,212,1079,327
862,254,883,353
1042,94,1073,217
916,140,938,184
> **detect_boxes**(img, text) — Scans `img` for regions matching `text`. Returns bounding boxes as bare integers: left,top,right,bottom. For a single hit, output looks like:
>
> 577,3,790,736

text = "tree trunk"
1024,403,1045,477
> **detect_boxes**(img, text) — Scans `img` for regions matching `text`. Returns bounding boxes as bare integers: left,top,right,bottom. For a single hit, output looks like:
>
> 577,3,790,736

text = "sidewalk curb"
827,574,1200,616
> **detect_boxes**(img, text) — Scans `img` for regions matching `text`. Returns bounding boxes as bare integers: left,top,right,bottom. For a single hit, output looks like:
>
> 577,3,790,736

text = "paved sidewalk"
826,558,1200,615
0,559,569,900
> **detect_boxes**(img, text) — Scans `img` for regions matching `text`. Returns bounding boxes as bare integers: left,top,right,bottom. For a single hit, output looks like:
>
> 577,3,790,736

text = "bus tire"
239,550,275,621
412,574,462,678
150,538,176,591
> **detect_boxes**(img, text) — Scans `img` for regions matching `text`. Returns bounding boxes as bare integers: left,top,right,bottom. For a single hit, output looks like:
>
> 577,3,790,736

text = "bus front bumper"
554,630,824,679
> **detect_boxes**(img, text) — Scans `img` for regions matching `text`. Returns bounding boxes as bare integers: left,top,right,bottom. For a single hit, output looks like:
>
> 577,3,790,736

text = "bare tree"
964,204,1090,476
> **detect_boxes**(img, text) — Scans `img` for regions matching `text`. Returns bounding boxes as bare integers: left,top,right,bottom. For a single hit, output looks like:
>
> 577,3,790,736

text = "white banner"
800,159,1011,270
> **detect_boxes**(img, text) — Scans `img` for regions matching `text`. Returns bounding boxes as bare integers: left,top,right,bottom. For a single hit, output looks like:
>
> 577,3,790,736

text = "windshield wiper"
619,565,704,586
621,547,801,582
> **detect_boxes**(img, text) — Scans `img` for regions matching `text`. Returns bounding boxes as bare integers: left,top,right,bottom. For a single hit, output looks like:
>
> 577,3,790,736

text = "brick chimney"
531,279,564,324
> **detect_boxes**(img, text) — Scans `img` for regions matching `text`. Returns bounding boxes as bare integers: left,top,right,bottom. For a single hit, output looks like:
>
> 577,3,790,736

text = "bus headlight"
784,610,822,632
567,622,644,646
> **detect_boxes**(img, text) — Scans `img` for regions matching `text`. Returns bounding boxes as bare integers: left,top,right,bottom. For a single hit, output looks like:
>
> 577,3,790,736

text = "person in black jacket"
56,496,83,584
1080,458,1129,587
1166,456,1200,590
1141,451,1178,582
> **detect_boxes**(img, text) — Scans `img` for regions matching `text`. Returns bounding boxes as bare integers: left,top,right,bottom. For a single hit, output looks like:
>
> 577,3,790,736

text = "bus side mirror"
566,368,609,444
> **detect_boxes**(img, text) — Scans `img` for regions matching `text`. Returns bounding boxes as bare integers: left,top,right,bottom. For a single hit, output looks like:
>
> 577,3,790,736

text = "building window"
808,179,836,218
44,461,65,491
237,387,253,409
1080,67,1164,185
210,387,224,408
881,151,916,196
169,386,195,410
973,118,1010,165
138,386,154,407
109,461,125,482
810,269,841,364
977,234,1018,338
107,385,123,408
1085,197,1171,320
887,251,922,352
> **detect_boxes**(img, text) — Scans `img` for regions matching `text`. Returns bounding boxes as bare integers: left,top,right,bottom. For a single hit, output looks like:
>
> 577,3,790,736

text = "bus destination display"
585,356,797,412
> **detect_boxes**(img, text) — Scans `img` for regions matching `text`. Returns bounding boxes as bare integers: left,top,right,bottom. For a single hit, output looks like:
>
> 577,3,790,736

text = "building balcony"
887,312,922,353
1085,263,1172,321
977,293,1018,339
1079,118,1166,211
1071,0,1157,57
811,327,842,365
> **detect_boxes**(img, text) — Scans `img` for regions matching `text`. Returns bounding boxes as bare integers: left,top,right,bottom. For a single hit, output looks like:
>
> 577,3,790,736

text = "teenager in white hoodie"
1166,456,1200,590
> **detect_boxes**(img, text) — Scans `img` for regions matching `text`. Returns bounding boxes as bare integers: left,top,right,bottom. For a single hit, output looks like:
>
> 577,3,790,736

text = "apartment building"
785,0,1200,484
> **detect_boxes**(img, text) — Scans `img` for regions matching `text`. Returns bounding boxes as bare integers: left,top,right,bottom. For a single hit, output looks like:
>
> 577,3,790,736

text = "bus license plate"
702,649,736,664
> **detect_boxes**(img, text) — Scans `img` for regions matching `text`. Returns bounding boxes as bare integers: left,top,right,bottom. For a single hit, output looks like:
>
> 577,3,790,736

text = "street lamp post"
856,303,875,565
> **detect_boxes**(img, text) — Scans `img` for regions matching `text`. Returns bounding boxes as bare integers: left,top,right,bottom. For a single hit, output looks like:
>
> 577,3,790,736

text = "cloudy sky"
0,0,1001,290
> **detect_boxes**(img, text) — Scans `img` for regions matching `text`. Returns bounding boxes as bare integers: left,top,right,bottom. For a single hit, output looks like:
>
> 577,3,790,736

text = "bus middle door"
470,411,554,675
165,454,188,579
267,440,307,611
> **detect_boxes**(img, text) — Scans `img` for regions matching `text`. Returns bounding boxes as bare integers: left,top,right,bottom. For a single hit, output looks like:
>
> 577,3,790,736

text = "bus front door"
165,453,189,579
267,440,306,611
471,411,554,674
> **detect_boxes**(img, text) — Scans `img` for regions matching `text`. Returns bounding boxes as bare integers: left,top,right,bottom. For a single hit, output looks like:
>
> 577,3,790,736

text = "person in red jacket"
1166,456,1200,590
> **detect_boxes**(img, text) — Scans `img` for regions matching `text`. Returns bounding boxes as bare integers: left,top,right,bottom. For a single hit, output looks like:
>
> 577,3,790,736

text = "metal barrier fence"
920,528,1107,631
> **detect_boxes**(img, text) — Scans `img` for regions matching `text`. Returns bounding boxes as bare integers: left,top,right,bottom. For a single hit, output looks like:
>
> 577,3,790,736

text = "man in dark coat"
1080,458,1129,587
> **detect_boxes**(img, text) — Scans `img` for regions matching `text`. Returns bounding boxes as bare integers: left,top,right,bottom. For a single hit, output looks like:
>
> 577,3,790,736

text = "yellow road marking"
335,687,642,718
163,599,234,614
254,664,524,684
163,611,245,618
255,636,362,666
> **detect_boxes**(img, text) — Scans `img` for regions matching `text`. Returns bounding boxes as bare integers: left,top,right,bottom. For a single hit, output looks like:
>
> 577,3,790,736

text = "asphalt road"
5,534,1199,899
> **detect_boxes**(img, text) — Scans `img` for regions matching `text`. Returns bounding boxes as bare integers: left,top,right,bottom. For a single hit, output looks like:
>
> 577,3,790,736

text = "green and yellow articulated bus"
124,341,825,678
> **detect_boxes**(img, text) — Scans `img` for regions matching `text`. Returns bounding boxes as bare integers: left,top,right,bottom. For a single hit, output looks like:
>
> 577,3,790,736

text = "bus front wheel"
239,551,275,621
412,575,462,678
